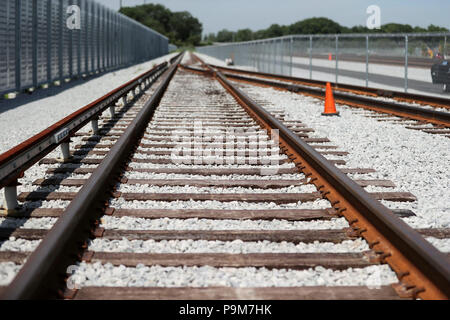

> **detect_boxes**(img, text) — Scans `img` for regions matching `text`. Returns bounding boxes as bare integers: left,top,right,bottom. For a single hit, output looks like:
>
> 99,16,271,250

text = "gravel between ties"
236,83,450,229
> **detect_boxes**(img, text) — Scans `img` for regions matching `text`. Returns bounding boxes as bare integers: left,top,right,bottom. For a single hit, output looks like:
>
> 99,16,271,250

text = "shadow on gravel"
0,63,143,115
0,92,143,240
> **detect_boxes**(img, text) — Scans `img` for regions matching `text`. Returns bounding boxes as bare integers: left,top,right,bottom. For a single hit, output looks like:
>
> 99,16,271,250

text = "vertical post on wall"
15,0,21,92
47,0,53,85
69,0,74,78
273,40,276,74
84,0,88,74
404,35,408,92
254,42,257,71
96,3,99,71
256,42,259,72
266,40,269,73
444,36,447,59
106,9,109,70
264,41,267,73
269,41,272,74
59,0,63,83
108,9,111,69
279,38,283,75
258,42,262,72
47,0,52,83
102,6,105,70
275,39,279,74
118,15,122,66
309,36,313,80
106,7,109,66
289,36,293,77
280,39,283,74
277,39,280,74
335,35,339,84
32,0,38,88
366,35,369,87
77,0,81,76
92,0,95,73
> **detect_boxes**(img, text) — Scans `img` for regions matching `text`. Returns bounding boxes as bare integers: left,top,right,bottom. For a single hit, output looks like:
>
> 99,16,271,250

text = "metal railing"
198,32,450,95
0,0,169,96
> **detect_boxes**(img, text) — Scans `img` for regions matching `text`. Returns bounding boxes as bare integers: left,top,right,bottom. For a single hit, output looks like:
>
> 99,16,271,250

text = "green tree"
290,17,343,34
119,4,202,46
264,24,285,38
203,16,449,46
427,24,449,32
236,29,253,42
169,11,202,45
381,23,413,33
216,29,235,42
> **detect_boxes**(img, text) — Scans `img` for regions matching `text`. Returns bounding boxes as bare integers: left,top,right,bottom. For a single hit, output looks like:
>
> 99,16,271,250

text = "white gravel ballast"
101,217,349,231
88,238,370,254
236,83,450,230
68,263,398,288
0,53,178,154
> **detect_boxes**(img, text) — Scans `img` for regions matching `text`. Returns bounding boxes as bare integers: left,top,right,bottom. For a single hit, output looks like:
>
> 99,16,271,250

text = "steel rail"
0,62,168,190
191,54,450,299
1,53,184,300
210,64,450,110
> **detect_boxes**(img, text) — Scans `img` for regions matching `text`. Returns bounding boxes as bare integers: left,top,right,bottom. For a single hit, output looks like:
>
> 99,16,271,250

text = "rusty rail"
0,62,168,190
1,53,184,300
191,54,450,300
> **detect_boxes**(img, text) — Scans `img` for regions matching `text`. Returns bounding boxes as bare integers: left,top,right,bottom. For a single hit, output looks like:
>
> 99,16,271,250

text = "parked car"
431,59,450,92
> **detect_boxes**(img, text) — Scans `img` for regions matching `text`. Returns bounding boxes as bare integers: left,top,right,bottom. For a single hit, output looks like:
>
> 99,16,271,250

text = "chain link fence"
198,33,450,96
0,0,169,96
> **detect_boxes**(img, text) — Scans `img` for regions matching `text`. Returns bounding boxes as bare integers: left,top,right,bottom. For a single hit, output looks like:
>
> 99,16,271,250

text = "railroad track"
0,52,449,300
185,60,450,138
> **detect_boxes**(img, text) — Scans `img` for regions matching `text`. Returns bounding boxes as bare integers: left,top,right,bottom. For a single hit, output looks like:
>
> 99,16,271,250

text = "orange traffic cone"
328,53,332,61
322,82,339,116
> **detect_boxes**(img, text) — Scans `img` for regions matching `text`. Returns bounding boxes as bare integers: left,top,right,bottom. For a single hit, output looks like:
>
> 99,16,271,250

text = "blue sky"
97,0,450,35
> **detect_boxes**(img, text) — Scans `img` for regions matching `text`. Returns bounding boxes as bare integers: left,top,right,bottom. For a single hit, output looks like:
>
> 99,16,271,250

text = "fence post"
69,0,74,78
272,40,275,74
256,42,260,71
309,36,312,79
366,35,369,87
335,35,339,84
275,39,279,74
290,36,293,77
106,9,109,69
47,0,52,83
264,41,267,73
404,35,408,92
253,42,256,70
15,0,21,92
108,8,111,69
77,0,81,76
59,0,63,82
32,0,38,88
92,0,95,72
102,6,105,70
444,36,447,59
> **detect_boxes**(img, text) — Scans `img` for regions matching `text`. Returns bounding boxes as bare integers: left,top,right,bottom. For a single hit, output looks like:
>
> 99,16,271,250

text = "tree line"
119,4,203,47
118,4,448,47
204,17,449,44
